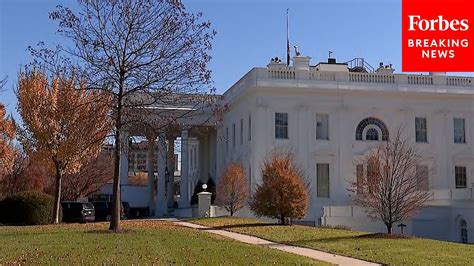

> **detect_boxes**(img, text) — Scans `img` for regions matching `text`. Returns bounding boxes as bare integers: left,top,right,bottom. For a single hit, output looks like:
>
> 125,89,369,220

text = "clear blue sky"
0,0,470,119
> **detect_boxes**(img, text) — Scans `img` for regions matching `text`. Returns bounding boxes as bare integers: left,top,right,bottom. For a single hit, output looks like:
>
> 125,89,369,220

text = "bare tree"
216,163,249,216
48,0,216,231
0,76,7,90
350,129,432,234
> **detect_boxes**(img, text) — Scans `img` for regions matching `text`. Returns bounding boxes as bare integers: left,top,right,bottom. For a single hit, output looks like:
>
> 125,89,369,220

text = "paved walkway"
174,221,380,266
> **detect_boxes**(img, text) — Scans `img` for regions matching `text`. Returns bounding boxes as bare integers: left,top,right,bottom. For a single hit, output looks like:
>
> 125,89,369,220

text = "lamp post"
398,223,407,235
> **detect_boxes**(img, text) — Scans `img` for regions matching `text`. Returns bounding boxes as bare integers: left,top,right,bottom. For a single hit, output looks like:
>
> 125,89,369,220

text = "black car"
91,201,127,221
61,201,95,223
121,201,131,219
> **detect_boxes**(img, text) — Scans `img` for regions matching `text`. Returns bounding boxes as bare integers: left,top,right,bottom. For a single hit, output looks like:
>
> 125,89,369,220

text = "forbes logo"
408,15,469,31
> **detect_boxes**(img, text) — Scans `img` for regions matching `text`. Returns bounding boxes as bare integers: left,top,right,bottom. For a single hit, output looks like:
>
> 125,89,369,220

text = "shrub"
0,191,58,225
190,178,216,205
251,150,309,225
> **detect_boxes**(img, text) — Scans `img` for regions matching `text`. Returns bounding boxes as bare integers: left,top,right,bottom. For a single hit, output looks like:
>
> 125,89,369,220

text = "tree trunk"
280,215,285,225
386,223,392,234
109,126,122,232
52,166,62,224
230,208,234,216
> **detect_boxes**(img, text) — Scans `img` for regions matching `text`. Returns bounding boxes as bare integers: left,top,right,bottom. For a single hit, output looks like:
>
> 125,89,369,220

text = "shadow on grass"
0,230,64,237
281,233,412,246
85,229,135,234
203,223,278,231
356,233,413,239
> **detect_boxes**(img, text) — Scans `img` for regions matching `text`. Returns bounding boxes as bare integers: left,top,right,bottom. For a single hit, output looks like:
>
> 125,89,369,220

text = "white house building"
112,53,474,244
215,54,474,244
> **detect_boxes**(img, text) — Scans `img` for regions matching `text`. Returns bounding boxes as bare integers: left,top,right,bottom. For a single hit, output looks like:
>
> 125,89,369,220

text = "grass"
0,220,324,265
192,217,474,265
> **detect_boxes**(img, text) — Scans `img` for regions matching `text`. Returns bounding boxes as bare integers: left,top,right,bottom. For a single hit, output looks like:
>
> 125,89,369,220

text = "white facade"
216,55,474,243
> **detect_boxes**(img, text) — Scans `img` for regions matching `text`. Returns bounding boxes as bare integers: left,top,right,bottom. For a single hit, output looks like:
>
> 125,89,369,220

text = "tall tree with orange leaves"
17,70,111,223
0,102,15,182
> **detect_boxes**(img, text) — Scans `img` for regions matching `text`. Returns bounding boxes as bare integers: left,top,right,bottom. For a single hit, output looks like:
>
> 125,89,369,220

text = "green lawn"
192,217,474,265
0,220,323,265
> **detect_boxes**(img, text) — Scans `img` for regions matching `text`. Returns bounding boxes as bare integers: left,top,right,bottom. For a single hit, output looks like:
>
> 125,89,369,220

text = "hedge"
0,191,58,225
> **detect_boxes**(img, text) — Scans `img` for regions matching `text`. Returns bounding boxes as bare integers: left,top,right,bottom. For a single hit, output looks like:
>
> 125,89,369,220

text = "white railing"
407,75,433,85
349,72,395,83
323,189,474,218
310,72,336,81
262,68,474,88
431,188,474,200
447,77,473,87
268,69,295,79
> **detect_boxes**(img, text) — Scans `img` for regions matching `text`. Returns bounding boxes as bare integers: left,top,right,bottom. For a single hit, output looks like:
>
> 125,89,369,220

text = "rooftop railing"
262,68,474,87
224,67,474,100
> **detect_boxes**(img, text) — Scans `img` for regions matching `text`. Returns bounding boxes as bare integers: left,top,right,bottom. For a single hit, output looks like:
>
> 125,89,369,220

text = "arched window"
366,128,379,141
355,117,389,141
460,219,468,244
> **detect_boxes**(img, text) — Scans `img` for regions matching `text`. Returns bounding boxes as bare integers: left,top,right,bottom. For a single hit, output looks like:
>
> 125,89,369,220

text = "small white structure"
197,191,212,217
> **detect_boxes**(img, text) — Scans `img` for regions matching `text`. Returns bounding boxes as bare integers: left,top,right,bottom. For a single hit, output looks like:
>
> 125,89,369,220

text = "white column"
119,130,129,186
179,130,190,208
209,129,217,180
155,133,167,216
199,135,209,183
146,135,156,216
166,137,175,208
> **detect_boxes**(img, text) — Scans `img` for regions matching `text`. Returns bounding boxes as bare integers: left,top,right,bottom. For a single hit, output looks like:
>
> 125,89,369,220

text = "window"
275,113,288,139
460,219,468,244
415,117,428,143
232,123,236,148
416,165,429,190
316,113,329,140
248,114,252,141
240,118,244,145
355,117,389,141
367,157,379,193
356,164,364,194
174,154,179,171
454,118,466,143
317,163,329,197
226,127,229,152
455,166,467,188
365,128,379,141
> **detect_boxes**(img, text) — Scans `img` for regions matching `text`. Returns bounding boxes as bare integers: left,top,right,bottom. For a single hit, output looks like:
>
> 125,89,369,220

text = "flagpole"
286,8,290,66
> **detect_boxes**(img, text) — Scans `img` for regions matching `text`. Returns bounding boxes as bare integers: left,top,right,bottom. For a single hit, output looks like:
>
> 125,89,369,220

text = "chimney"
292,55,311,71
328,58,336,64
